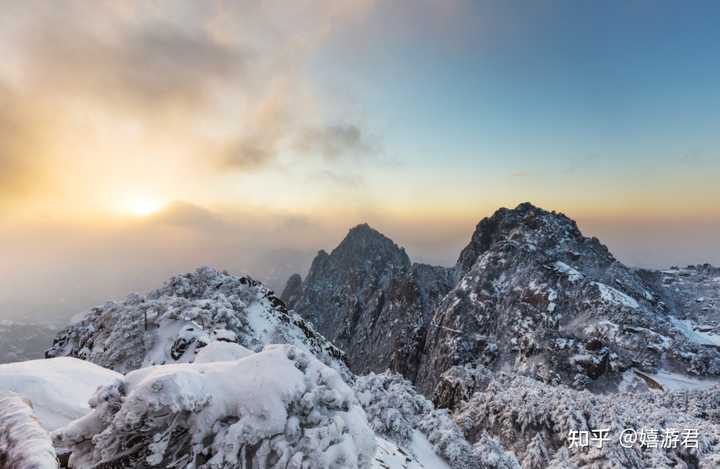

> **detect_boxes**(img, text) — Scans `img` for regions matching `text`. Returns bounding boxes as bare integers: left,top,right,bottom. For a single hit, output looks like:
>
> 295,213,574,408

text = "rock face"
286,203,720,397
286,224,453,381
46,267,346,375
417,203,720,394
280,273,303,307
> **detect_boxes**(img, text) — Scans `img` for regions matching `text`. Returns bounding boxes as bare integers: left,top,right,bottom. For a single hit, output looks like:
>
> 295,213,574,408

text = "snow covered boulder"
53,345,376,469
0,357,122,431
0,393,58,469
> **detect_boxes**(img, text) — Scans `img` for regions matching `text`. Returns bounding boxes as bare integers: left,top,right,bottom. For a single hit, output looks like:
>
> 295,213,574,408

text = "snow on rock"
592,281,639,309
53,345,375,469
0,393,58,469
372,432,452,469
649,369,720,392
552,261,584,283
194,341,254,363
284,224,454,381
46,267,346,375
0,357,121,431
671,317,720,347
416,203,678,395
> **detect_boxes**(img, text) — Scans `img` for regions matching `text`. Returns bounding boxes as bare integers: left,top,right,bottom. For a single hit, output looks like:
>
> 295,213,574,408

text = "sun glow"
121,195,165,217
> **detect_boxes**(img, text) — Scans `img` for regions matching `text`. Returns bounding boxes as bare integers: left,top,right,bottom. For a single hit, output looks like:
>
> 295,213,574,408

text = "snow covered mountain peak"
46,267,345,374
418,204,720,393
455,202,611,278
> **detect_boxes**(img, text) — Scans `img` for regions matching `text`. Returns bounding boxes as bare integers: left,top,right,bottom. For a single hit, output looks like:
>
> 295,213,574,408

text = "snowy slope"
373,433,451,469
0,357,121,431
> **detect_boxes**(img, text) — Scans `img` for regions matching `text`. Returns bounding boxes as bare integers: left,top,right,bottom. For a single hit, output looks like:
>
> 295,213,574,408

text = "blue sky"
310,0,720,217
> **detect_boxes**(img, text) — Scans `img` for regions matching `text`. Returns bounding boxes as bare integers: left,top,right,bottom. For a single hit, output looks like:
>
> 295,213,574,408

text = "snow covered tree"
521,433,549,469
52,345,375,469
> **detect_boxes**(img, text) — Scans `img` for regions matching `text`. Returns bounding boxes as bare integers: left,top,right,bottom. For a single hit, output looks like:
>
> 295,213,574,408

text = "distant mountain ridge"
284,202,720,395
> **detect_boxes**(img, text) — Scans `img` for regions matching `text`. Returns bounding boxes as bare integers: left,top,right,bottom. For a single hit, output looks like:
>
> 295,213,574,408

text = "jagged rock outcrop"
46,267,346,375
417,203,720,394
285,224,453,380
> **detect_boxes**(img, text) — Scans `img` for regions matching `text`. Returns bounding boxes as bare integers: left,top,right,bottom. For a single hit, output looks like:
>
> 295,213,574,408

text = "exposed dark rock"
286,203,720,398
280,273,303,308
286,224,453,380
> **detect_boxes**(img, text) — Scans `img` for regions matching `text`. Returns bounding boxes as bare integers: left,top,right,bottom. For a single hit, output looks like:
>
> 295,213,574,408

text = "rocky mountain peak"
329,223,411,273
456,202,594,276
287,224,452,378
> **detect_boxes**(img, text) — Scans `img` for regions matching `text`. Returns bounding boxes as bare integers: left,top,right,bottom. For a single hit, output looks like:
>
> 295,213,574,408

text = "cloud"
310,170,365,187
0,87,54,206
218,138,277,170
294,125,380,159
0,0,379,209
25,22,248,113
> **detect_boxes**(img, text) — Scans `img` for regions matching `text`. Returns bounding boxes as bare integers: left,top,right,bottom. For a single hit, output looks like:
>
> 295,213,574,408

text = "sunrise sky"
1,0,719,321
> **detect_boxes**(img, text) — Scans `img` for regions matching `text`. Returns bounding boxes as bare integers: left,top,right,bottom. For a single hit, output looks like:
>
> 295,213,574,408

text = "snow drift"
53,345,375,469
0,357,122,431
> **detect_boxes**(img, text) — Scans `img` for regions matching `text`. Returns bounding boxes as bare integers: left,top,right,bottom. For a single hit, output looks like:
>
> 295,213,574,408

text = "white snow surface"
650,369,720,391
194,340,254,363
0,357,121,431
0,392,58,469
53,344,376,469
671,317,720,347
553,261,584,283
372,432,451,469
593,281,639,309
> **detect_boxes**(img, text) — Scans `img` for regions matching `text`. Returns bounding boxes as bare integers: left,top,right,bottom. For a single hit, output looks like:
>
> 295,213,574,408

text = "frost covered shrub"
354,371,431,444
46,267,346,376
649,385,720,425
53,345,375,469
455,372,720,468
355,371,519,469
0,393,58,469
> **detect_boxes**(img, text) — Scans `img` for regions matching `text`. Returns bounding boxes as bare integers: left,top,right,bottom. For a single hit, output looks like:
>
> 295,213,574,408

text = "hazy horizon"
2,200,718,323
2,1,719,322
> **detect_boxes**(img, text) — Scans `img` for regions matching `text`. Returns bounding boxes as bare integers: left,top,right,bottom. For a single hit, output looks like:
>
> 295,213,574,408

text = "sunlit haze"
1,0,719,322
